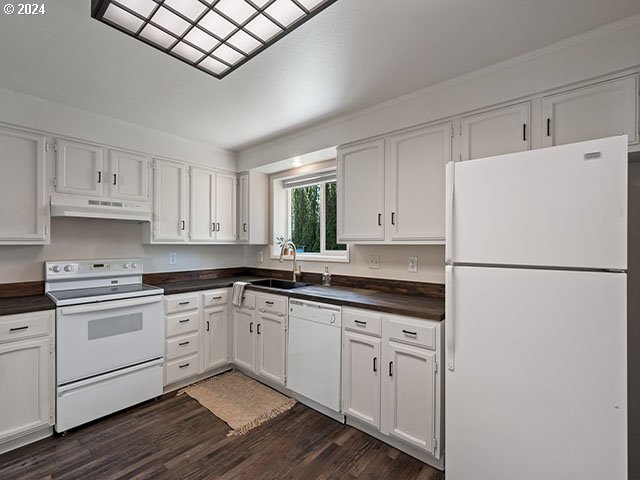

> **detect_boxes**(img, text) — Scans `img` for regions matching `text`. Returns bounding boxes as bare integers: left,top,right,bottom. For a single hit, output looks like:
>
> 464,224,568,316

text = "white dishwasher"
287,299,342,419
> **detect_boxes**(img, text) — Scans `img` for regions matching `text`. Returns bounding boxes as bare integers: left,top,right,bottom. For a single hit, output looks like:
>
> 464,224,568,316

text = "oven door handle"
59,295,162,315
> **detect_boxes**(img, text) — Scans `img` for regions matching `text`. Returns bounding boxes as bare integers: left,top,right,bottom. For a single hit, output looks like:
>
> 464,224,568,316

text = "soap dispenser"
322,265,331,286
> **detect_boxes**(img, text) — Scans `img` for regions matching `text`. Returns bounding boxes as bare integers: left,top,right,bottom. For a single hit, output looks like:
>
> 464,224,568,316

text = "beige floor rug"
179,370,297,436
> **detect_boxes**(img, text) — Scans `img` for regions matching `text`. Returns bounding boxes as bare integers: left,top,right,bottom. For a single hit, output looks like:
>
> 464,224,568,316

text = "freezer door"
445,266,627,480
450,136,627,270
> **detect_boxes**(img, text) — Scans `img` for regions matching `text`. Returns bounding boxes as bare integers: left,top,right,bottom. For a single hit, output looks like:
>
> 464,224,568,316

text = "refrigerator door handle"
445,161,454,264
446,265,455,371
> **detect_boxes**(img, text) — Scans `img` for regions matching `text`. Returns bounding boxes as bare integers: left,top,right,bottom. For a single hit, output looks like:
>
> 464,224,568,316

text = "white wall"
0,218,244,283
238,15,640,170
0,87,236,171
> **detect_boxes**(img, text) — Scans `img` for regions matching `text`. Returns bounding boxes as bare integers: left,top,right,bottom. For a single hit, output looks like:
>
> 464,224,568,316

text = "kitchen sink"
251,278,313,290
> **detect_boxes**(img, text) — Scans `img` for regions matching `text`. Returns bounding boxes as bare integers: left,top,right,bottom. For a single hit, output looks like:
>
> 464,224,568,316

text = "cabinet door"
190,167,214,242
238,173,249,242
56,139,104,196
0,337,52,441
232,307,255,372
337,139,385,241
543,75,638,147
342,331,381,429
381,341,437,455
386,123,450,242
255,312,286,385
215,172,237,242
0,128,48,244
109,150,149,202
203,306,228,371
461,103,530,161
152,160,188,243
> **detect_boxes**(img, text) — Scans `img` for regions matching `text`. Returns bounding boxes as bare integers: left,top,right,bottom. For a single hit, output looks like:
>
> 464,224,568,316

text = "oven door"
57,295,164,384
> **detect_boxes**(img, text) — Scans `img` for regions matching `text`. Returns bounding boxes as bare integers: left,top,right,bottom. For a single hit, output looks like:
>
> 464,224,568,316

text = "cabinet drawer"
164,293,200,315
203,289,228,308
257,294,287,315
343,307,382,337
385,316,436,350
0,310,52,343
165,354,199,385
166,332,199,361
239,291,255,309
166,311,198,337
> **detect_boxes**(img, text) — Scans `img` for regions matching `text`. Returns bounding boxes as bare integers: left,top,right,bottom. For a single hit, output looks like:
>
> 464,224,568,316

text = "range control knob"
123,263,130,269
64,265,73,272
52,265,61,273
131,262,139,269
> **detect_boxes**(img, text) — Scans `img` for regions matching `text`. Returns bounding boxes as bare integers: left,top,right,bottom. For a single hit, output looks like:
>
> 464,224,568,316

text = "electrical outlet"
258,251,264,263
369,255,380,270
169,252,177,265
408,256,418,273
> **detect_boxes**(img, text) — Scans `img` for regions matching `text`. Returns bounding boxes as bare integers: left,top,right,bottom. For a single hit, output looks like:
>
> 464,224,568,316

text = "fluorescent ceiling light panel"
265,0,305,27
91,0,338,79
117,0,156,17
163,0,206,21
215,0,257,24
140,23,176,48
245,14,281,42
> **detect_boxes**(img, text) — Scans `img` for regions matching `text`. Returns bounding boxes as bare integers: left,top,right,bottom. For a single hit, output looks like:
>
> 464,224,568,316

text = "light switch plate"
169,252,177,265
258,251,264,263
408,256,418,273
369,255,380,269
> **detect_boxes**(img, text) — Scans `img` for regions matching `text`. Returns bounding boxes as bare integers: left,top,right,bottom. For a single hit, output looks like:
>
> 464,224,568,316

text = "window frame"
271,169,349,263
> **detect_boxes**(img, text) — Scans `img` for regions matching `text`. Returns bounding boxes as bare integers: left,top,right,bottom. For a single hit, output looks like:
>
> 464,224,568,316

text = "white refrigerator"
445,136,628,480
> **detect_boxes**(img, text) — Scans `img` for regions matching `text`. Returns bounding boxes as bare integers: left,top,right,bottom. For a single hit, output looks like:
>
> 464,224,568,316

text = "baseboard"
0,426,53,455
163,364,233,394
346,416,445,471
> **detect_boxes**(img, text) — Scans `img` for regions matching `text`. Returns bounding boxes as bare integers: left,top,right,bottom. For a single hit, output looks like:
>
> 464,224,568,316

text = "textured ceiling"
1,0,639,152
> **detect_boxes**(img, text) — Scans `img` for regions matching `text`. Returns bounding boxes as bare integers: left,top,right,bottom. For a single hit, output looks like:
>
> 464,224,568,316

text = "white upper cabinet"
386,123,451,242
542,76,638,147
189,168,237,243
109,150,149,202
0,127,48,244
337,139,385,242
190,167,215,242
152,159,188,243
237,171,269,245
460,103,530,161
56,139,104,197
215,172,237,242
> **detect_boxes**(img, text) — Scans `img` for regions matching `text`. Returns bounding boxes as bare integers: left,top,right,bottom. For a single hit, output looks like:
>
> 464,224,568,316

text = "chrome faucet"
279,241,301,282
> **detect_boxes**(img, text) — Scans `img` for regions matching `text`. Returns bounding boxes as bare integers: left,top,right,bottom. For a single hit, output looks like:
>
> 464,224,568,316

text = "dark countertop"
150,276,264,295
0,295,56,317
148,275,444,321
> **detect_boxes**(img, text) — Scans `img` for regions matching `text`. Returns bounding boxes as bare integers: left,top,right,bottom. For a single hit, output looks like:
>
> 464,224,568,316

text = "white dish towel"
232,281,250,307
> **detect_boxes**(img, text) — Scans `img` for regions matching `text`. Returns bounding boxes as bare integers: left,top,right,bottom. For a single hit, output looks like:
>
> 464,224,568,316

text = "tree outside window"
289,180,346,254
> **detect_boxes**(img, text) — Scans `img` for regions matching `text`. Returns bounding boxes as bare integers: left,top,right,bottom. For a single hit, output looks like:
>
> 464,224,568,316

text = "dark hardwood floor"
0,393,444,480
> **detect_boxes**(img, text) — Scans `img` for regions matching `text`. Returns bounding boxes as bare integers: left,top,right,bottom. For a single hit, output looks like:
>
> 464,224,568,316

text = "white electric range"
45,258,165,433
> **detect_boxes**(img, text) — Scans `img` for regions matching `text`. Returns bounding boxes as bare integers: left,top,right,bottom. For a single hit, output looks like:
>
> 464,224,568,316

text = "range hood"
50,194,151,222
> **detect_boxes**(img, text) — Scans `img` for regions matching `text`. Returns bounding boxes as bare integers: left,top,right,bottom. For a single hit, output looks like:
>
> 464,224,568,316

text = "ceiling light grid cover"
91,0,338,79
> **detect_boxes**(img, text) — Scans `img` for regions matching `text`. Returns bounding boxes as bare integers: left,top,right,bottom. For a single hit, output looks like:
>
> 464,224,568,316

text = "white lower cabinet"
342,307,443,466
203,304,228,371
342,329,381,429
163,292,201,386
0,310,55,452
232,292,287,386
